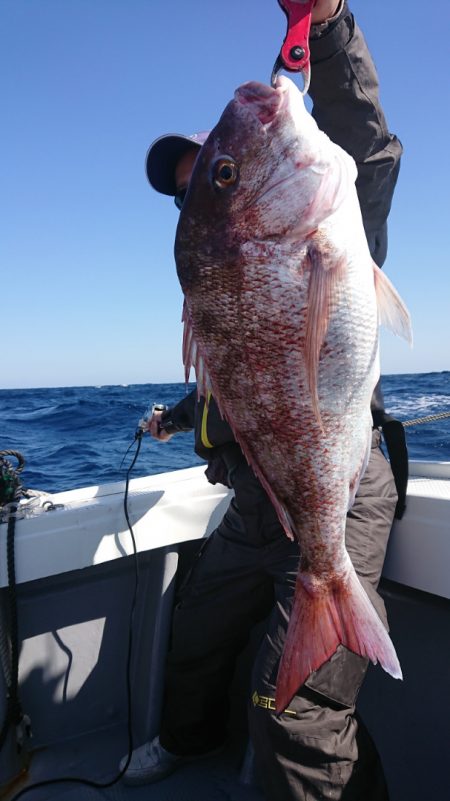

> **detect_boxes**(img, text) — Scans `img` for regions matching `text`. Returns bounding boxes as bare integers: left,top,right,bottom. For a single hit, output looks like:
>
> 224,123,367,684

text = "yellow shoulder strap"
200,391,213,448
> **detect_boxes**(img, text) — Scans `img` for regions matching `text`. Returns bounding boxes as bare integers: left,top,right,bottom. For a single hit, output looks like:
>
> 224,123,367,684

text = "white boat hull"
1,461,449,801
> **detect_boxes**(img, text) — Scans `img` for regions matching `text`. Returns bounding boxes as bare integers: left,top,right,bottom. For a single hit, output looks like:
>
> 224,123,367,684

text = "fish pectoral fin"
275,566,402,714
304,246,346,426
373,262,413,345
182,300,212,399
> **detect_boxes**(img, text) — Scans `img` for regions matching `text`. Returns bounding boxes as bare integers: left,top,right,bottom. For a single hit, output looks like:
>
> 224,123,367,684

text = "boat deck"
6,729,263,801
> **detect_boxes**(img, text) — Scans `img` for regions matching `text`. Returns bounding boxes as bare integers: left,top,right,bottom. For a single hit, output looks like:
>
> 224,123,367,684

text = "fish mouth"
234,80,288,125
234,77,313,217
235,80,303,211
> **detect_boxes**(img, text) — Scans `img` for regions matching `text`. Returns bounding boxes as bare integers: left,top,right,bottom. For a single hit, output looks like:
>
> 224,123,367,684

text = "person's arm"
308,1,402,267
148,389,197,441
311,0,341,25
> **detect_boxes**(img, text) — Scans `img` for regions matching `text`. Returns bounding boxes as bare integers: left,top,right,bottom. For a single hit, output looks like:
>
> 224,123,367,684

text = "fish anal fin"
348,429,372,511
304,245,346,427
228,426,297,542
275,566,402,714
373,262,413,345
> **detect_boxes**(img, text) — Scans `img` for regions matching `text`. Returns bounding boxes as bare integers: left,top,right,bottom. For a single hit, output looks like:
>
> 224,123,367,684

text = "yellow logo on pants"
252,691,296,716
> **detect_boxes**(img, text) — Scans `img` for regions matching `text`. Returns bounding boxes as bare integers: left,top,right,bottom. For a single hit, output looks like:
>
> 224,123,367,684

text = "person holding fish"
121,2,410,799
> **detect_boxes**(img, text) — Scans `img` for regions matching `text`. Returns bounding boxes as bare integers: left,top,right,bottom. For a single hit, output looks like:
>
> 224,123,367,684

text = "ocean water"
1,373,449,495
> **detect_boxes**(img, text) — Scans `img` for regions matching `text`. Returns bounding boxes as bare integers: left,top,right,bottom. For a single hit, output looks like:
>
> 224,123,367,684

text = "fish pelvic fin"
373,262,413,346
182,300,212,399
304,245,346,427
275,565,402,714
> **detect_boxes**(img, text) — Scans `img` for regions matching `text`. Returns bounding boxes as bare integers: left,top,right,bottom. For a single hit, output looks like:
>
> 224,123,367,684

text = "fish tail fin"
373,262,413,345
275,566,402,714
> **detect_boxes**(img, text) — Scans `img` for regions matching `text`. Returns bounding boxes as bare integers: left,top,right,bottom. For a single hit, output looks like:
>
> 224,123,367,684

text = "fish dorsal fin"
304,244,346,427
182,300,212,399
373,262,413,345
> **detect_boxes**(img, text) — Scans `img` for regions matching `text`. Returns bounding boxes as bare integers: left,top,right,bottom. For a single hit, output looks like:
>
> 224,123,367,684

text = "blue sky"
1,0,449,389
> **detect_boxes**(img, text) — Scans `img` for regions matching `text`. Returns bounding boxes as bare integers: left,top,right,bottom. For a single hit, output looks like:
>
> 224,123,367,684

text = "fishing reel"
137,403,169,437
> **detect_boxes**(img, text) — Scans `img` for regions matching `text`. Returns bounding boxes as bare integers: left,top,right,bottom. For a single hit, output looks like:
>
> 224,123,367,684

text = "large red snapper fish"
174,76,412,713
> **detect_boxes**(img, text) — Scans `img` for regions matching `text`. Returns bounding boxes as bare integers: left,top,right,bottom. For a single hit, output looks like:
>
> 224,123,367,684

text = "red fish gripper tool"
271,0,317,93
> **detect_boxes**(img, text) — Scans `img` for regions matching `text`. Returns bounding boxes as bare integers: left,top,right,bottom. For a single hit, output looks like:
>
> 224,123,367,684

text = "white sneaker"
120,735,225,786
120,735,183,786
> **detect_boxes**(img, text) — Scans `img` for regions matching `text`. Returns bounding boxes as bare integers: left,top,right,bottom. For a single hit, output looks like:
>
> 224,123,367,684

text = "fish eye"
212,157,239,190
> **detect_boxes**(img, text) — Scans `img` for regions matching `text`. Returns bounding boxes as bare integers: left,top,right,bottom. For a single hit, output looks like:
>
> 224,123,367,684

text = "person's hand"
310,0,341,24
146,410,174,442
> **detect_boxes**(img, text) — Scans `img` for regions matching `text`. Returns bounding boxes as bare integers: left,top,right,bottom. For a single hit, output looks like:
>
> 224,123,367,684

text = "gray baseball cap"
145,131,210,196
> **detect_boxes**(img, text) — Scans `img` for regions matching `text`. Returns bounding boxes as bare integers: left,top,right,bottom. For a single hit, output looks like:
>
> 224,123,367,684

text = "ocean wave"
1,404,60,421
384,394,450,419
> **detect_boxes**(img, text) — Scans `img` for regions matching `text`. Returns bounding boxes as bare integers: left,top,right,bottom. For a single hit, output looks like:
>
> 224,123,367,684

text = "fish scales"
175,77,412,712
